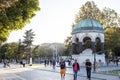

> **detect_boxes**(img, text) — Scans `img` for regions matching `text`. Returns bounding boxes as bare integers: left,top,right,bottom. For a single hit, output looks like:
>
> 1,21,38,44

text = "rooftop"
72,18,104,33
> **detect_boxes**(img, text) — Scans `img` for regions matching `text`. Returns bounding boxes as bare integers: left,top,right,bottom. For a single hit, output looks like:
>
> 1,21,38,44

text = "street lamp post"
90,7,97,72
93,52,96,72
93,42,96,72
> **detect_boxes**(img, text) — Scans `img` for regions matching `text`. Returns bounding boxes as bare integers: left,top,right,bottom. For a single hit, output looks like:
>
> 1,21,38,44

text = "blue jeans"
73,70,78,80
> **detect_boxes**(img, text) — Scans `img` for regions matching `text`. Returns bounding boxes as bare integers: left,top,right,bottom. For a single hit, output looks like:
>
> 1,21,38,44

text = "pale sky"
7,0,120,45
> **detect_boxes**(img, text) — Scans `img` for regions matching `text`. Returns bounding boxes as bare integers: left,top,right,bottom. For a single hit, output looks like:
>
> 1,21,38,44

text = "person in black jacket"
73,59,80,80
85,59,92,80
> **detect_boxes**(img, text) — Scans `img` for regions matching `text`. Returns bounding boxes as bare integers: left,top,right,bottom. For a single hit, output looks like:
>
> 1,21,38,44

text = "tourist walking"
44,59,47,67
115,57,119,66
73,59,80,80
59,59,66,80
3,59,7,68
85,59,92,80
20,60,23,67
22,59,26,67
52,59,56,69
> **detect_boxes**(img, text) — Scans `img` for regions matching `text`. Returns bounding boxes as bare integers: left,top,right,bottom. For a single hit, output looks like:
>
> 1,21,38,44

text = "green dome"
72,18,103,33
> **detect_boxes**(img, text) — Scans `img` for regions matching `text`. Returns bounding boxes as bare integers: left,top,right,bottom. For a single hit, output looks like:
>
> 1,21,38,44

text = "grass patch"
32,64,43,66
98,70,120,76
26,63,43,66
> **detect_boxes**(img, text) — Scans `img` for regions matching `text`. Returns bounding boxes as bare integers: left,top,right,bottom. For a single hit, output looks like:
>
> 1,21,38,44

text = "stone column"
72,43,77,54
79,42,83,53
101,43,104,53
92,42,96,53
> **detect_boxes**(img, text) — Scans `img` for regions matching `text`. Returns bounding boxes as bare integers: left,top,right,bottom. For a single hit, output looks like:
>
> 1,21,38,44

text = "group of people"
44,59,57,69
3,59,10,68
20,59,26,67
59,58,92,80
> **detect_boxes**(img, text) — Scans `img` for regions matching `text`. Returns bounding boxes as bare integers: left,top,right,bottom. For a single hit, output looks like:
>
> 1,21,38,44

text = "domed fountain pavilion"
71,18,105,65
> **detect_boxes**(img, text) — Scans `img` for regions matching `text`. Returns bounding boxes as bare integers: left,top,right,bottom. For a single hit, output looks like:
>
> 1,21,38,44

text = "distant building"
41,43,66,59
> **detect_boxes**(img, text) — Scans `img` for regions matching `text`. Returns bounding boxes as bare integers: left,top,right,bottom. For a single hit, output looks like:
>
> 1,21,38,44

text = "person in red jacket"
73,59,80,80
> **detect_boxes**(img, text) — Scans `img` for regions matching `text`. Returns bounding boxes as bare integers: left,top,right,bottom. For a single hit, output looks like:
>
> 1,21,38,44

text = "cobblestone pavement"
0,63,120,80
0,74,25,80
35,65,120,80
0,66,103,80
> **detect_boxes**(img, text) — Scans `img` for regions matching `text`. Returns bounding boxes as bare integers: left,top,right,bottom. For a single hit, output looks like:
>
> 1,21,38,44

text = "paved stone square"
0,63,120,80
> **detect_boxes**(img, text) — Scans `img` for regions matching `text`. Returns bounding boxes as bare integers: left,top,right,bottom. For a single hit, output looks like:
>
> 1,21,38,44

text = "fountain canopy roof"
72,18,104,33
